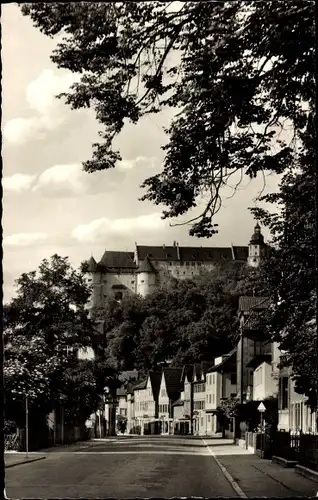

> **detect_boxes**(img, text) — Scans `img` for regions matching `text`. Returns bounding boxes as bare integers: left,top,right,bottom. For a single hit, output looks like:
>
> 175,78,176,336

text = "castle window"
185,262,190,267
141,280,144,283
191,262,196,266
198,262,202,266
254,246,258,249
253,258,257,262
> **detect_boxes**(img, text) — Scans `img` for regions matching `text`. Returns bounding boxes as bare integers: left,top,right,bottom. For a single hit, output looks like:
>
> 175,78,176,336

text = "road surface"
6,436,238,498
5,435,318,498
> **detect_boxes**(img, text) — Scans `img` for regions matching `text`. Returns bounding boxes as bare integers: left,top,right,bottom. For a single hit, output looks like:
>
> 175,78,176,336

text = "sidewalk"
206,440,318,497
5,453,46,469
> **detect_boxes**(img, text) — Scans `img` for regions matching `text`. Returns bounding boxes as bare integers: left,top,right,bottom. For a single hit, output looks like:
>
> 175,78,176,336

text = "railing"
271,431,318,471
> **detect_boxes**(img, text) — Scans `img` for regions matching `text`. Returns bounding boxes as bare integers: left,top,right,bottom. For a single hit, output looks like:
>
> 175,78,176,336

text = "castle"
85,223,267,307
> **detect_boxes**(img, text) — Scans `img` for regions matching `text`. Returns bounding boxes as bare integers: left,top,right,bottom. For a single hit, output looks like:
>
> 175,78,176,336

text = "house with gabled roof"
192,362,211,435
133,371,161,435
236,295,272,404
158,367,183,434
206,349,237,436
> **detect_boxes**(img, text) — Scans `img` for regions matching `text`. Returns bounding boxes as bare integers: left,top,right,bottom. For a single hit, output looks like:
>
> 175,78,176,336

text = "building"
205,349,237,435
133,372,161,435
236,296,271,403
192,362,211,435
85,224,268,305
158,368,183,435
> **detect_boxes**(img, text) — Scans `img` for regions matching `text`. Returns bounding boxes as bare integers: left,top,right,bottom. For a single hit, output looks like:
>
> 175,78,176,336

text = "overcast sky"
2,4,279,302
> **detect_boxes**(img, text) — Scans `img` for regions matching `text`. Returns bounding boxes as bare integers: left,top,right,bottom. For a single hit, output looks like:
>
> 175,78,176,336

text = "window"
212,394,215,404
114,291,123,301
169,262,172,266
209,394,211,404
231,373,237,385
131,280,135,284
120,408,127,416
212,374,215,385
141,280,144,283
185,262,190,267
201,417,204,427
192,262,196,267
280,376,289,410
198,262,202,266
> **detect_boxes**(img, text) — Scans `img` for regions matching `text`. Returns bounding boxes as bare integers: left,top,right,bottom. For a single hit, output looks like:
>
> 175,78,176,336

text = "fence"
269,431,318,471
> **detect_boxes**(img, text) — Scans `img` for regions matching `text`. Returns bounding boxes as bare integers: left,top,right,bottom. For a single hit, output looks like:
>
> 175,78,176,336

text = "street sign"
257,402,266,412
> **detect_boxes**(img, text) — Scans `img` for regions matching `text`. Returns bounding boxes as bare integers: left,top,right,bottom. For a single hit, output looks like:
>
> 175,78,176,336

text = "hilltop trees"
92,262,262,371
21,2,315,236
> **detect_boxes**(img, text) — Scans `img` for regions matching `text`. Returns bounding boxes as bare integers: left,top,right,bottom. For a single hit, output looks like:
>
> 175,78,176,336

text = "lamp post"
258,402,266,458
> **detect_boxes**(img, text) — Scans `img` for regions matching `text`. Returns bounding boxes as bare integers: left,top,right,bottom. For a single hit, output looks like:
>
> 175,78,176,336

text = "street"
5,436,318,499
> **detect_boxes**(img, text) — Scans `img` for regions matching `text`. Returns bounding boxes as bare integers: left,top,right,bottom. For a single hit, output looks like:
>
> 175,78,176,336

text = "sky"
2,3,280,302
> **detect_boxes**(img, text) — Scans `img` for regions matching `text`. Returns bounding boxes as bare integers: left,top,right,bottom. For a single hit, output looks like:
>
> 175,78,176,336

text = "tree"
21,2,315,236
3,255,98,428
250,111,317,410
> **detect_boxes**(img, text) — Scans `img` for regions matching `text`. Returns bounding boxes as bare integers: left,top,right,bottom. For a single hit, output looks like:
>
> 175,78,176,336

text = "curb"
201,438,247,498
272,455,298,468
5,456,46,469
295,464,318,484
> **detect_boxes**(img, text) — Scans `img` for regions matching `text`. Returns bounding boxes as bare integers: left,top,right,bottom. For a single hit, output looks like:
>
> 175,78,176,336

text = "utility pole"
240,325,244,405
25,395,29,458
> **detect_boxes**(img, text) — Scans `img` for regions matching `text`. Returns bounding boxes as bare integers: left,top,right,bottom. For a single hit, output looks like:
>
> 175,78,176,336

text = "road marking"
201,438,247,499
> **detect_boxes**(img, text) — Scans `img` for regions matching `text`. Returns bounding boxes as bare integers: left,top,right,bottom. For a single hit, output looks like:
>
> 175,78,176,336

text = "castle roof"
99,250,136,269
250,223,265,244
137,255,156,273
136,245,249,263
87,256,98,272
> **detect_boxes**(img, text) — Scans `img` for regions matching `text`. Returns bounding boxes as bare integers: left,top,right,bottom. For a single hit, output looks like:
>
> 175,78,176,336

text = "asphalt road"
5,436,239,498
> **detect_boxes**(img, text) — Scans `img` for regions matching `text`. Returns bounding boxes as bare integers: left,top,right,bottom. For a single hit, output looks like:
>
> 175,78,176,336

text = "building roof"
179,246,234,262
246,354,272,370
99,250,136,269
148,371,162,401
137,245,179,261
87,256,98,272
238,296,270,312
250,223,265,244
162,368,183,398
136,245,249,263
133,379,148,391
181,364,194,383
172,397,184,407
232,246,249,261
137,256,156,273
193,361,212,381
207,348,237,373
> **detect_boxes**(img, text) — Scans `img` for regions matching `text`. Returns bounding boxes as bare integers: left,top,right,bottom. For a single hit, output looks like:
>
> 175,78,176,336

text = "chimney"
176,242,180,260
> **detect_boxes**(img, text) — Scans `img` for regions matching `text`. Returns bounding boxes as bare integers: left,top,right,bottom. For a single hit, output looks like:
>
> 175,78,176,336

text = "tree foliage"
21,1,315,236
92,262,261,371
250,112,317,409
3,255,104,426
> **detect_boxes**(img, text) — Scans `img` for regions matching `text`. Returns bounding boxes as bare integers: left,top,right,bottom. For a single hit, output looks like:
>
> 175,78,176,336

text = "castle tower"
87,255,107,309
136,256,156,297
248,222,267,267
